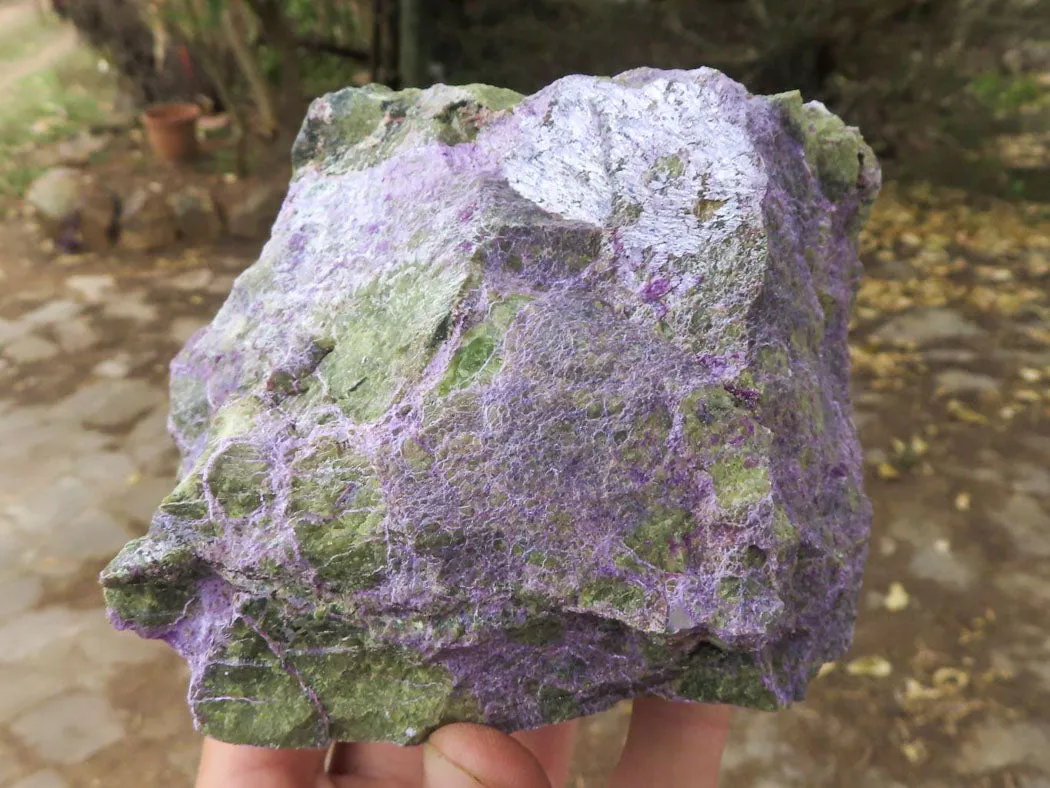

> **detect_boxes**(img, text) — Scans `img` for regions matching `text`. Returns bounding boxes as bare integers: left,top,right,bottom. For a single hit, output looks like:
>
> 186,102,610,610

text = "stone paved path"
0,182,1048,786
0,233,250,786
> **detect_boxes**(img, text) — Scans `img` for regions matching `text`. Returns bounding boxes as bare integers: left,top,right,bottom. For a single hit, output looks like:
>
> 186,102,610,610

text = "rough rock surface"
226,182,287,240
119,188,177,252
168,186,223,244
101,67,880,748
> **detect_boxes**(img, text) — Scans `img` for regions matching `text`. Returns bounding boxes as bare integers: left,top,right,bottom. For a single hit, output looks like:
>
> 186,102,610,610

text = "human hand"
196,698,731,787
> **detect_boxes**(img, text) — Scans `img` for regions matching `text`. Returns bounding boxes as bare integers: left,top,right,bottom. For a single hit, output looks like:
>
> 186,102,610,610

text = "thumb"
422,723,553,788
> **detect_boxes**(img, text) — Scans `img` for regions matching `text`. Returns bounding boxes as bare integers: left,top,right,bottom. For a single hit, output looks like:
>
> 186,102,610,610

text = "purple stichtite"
101,67,880,748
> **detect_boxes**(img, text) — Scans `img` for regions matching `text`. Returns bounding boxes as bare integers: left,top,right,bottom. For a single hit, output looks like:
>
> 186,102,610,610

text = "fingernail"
422,742,486,787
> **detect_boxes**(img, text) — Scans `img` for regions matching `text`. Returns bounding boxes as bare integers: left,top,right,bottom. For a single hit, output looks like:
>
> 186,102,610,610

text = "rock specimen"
119,187,178,252
102,67,880,748
168,185,224,244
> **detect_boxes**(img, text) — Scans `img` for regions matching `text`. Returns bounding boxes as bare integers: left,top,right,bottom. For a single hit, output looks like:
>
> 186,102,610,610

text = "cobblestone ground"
0,184,1048,786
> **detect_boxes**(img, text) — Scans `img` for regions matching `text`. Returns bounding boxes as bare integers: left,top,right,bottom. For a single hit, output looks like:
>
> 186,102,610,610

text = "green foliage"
428,0,1049,177
0,46,118,197
969,71,1044,115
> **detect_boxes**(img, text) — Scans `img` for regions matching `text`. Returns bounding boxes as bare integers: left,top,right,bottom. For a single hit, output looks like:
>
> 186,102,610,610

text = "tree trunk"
398,0,423,87
246,0,305,126
222,0,280,138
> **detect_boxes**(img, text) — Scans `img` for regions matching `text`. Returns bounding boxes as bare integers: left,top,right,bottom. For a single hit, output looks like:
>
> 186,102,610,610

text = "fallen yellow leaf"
816,662,837,679
946,399,988,425
846,656,893,678
877,462,901,481
884,582,910,612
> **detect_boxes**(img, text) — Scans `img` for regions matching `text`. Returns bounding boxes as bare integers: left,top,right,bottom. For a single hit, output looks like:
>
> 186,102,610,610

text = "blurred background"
0,1,1048,786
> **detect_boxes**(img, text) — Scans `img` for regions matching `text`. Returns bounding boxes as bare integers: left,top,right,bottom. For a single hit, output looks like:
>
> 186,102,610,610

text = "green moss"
206,443,270,519
320,264,473,422
623,506,693,572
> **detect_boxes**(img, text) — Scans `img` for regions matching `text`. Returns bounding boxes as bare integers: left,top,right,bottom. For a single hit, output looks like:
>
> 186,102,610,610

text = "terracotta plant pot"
141,102,201,164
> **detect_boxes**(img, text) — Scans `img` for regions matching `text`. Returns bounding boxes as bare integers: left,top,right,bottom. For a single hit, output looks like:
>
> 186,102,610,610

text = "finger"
607,698,732,788
423,723,553,788
196,736,328,788
329,741,422,784
513,720,578,787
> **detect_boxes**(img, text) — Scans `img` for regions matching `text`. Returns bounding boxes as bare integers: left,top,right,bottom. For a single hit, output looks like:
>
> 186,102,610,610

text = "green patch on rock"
646,153,686,184
459,84,523,112
623,506,694,572
537,686,580,722
675,644,779,709
289,439,368,520
693,197,726,221
293,460,387,587
399,437,434,471
771,90,870,201
507,617,564,646
293,83,523,174
610,195,644,226
103,578,194,631
436,295,531,395
321,263,473,422
433,85,523,145
169,374,211,450
196,663,321,748
210,396,266,440
206,442,271,519
158,473,209,521
619,404,674,466
100,538,201,630
294,645,456,743
579,576,647,613
679,386,737,448
292,84,391,170
709,456,771,511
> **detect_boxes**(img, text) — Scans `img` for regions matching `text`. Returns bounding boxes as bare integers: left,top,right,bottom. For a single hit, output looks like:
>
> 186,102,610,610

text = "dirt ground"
1,6,1050,788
